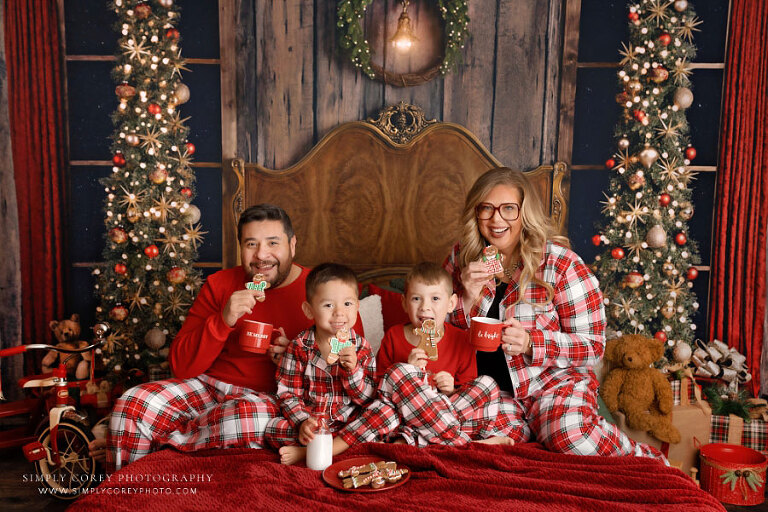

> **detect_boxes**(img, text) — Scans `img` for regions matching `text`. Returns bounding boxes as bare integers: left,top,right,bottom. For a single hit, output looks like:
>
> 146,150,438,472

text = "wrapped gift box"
671,380,768,457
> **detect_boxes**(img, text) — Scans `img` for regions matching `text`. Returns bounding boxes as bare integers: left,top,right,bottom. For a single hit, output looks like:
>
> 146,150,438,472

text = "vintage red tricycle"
0,322,110,499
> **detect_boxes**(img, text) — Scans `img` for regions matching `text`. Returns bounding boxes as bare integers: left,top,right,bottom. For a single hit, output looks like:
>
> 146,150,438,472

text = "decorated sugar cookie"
482,245,504,275
326,328,353,365
414,319,443,361
245,272,270,302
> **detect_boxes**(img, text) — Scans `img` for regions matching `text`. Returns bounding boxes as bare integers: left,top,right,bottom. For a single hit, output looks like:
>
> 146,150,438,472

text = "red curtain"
4,1,67,356
709,0,768,396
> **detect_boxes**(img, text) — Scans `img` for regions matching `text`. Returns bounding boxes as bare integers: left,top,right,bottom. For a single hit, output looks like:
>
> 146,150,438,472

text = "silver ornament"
646,225,667,248
673,342,692,363
674,87,694,109
187,204,201,224
618,138,630,150
673,0,688,12
159,0,174,7
679,202,694,220
174,83,190,104
639,147,659,168
144,327,167,350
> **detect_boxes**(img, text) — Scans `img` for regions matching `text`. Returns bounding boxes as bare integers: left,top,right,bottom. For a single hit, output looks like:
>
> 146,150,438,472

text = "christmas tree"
93,0,204,386
592,0,702,364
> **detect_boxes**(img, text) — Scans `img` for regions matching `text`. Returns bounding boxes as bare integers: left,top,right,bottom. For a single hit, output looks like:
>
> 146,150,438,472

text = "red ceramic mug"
240,320,273,354
469,317,503,351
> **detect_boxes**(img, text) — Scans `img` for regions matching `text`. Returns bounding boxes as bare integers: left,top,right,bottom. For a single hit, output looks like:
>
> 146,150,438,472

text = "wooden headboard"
222,103,569,283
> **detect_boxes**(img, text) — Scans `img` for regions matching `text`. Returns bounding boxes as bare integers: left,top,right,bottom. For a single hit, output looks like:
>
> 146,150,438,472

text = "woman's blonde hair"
458,167,570,305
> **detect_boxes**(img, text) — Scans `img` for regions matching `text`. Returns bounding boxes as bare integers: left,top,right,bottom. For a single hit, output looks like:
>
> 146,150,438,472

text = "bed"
70,103,724,511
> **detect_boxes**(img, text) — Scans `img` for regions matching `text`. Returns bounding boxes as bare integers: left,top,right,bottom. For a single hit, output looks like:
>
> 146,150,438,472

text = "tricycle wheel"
35,419,97,500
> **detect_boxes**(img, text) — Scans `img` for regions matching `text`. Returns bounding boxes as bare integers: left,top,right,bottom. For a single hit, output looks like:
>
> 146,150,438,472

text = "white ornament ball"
674,87,694,109
673,0,688,12
144,327,167,350
187,204,201,224
672,341,692,363
159,0,174,7
174,83,190,104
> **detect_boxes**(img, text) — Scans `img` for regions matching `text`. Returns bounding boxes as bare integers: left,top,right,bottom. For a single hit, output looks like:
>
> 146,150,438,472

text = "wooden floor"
0,445,766,511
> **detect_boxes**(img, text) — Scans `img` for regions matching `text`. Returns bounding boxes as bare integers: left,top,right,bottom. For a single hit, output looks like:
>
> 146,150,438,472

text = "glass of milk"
306,405,333,471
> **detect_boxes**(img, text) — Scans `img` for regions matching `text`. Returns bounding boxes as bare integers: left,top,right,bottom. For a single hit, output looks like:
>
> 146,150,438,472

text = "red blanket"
68,443,724,512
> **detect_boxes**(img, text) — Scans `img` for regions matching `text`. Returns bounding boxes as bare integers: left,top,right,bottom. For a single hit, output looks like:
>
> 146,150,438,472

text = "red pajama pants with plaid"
496,377,666,461
107,374,278,472
377,363,509,447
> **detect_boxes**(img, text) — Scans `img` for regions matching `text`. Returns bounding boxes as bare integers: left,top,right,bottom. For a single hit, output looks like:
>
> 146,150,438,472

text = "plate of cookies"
322,457,410,492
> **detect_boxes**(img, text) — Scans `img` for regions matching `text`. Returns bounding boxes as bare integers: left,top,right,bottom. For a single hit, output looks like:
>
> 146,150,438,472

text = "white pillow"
359,294,384,356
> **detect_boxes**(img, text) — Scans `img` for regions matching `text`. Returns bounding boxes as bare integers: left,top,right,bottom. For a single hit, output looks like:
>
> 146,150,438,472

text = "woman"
444,166,662,459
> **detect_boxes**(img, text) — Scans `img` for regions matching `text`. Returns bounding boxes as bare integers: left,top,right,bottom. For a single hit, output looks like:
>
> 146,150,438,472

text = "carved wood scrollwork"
366,102,437,144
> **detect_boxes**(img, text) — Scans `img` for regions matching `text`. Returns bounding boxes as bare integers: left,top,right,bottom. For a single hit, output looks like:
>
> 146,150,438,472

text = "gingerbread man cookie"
245,273,270,302
414,319,443,361
482,245,504,275
326,328,353,365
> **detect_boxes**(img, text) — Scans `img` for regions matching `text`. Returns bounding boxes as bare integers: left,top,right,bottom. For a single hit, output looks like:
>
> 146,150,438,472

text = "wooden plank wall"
224,0,564,172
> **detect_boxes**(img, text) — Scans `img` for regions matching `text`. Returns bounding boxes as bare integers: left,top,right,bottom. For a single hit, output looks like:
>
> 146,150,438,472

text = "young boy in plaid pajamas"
266,263,394,465
445,167,665,461
107,204,313,471
376,262,514,447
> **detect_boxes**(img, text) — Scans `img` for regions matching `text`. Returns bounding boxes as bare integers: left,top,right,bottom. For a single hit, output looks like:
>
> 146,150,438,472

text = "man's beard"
250,260,291,288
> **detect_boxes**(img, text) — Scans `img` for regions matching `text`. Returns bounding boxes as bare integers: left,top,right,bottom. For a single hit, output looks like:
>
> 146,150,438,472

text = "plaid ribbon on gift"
709,414,768,456
670,379,699,405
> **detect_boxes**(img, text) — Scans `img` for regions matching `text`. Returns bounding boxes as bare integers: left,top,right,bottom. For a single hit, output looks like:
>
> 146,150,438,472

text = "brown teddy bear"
600,334,681,444
43,313,90,379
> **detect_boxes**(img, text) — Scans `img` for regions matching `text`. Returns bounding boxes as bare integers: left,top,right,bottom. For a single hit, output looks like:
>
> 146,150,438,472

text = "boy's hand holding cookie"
433,371,455,395
298,417,318,445
407,348,428,369
338,345,357,371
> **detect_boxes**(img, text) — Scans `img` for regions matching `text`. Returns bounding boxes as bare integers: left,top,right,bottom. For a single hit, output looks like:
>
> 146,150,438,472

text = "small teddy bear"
43,313,90,379
600,333,681,444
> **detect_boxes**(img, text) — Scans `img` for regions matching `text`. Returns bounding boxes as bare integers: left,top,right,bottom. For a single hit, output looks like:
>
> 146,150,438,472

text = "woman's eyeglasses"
475,202,520,221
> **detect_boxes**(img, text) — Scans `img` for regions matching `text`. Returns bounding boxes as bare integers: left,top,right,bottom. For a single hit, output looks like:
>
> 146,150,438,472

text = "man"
107,204,313,471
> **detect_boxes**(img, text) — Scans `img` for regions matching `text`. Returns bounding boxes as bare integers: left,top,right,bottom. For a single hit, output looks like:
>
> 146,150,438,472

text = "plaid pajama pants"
108,374,278,472
264,399,400,449
378,363,508,447
498,378,666,461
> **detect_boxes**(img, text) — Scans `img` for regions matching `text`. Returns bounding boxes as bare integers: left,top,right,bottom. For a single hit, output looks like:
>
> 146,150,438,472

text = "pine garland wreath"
592,0,702,363
337,0,469,79
95,0,204,387
704,386,755,422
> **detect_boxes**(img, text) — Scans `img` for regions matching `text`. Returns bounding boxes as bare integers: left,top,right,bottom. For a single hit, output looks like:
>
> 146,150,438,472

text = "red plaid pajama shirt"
377,363,508,447
108,374,278,472
264,328,395,447
444,241,664,460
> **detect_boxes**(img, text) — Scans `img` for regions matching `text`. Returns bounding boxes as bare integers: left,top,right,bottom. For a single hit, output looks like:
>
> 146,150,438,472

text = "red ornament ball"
114,263,127,275
112,152,126,167
166,28,180,40
167,267,186,284
675,232,687,245
685,147,697,160
109,227,127,244
180,187,192,198
135,2,151,19
686,267,699,280
148,103,162,115
654,331,668,343
628,12,639,22
109,305,128,322
659,193,672,207
611,247,625,260
185,142,196,155
605,159,615,169
591,235,602,246
659,33,672,45
633,110,647,122
144,244,159,259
